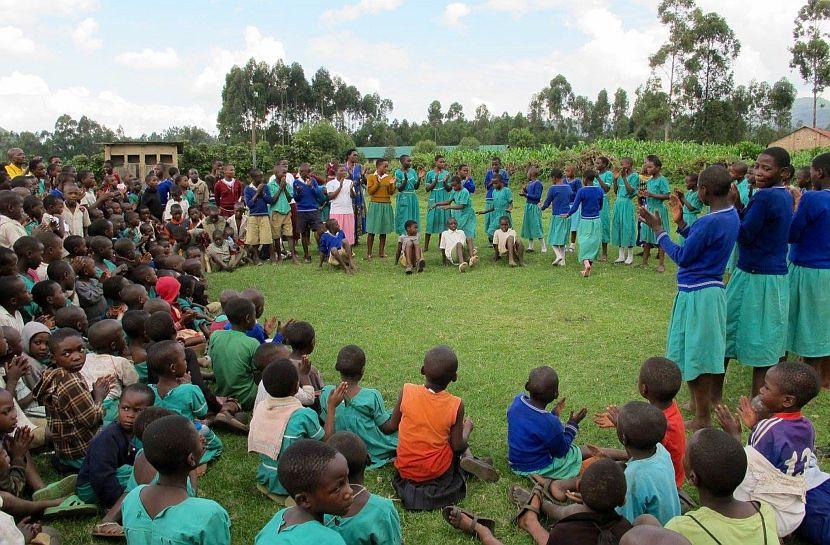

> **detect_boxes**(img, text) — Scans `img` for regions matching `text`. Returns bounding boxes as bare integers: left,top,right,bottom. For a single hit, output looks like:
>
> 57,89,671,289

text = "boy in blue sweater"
243,168,275,266
639,165,739,431
292,164,326,263
725,147,794,399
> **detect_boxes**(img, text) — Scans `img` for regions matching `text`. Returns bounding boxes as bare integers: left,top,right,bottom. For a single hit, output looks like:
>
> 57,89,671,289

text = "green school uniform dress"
640,176,670,244
256,407,323,496
486,187,513,238
448,187,477,239
325,493,402,545
595,171,613,243
319,386,398,469
124,449,197,496
611,173,638,248
726,178,751,273
520,181,544,240
148,384,223,464
577,218,602,263
679,189,703,244
255,508,346,545
394,168,420,235
122,485,231,545
207,329,259,411
425,170,451,234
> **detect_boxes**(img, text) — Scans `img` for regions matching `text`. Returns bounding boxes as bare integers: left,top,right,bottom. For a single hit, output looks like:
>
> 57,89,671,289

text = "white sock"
528,240,534,250
541,240,547,252
617,248,625,261
625,248,634,263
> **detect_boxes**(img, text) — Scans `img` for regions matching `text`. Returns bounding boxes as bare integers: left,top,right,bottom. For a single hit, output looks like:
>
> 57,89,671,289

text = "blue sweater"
243,184,274,216
737,186,793,275
484,169,510,199
293,179,324,213
507,394,578,472
789,189,830,268
523,180,543,204
565,177,582,204
541,184,573,215
158,178,173,206
657,206,740,292
463,177,475,193
76,422,136,508
566,185,604,219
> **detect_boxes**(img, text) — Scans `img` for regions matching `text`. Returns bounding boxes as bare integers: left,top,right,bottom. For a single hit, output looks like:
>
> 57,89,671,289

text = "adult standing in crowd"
5,148,26,178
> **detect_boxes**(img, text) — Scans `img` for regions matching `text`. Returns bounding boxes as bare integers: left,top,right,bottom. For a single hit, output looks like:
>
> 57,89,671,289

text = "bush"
412,139,438,155
458,136,480,150
293,121,354,161
507,128,536,149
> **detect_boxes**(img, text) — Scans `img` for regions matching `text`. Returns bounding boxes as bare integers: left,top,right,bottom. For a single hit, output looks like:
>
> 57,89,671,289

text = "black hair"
639,357,682,404
620,156,634,166
617,401,666,450
698,165,732,197
335,345,366,379
773,361,820,408
146,339,183,377
403,219,417,230
344,149,356,161
130,265,154,284
133,406,175,441
88,218,113,238
63,235,86,256
143,414,199,475
262,358,299,398
113,238,135,256
252,342,290,373
583,169,597,183
327,431,368,482
168,166,179,177
648,156,663,169
760,147,791,169
812,152,830,178
0,247,15,267
54,305,86,329
284,321,315,352
22,195,42,214
550,168,563,179
34,230,61,250
596,156,610,168
145,311,175,342
278,439,339,497
88,318,124,352
687,428,746,496
498,215,510,223
526,366,559,400
579,458,627,512
42,194,62,209
0,190,21,213
102,275,127,302
0,276,24,305
122,382,155,406
435,154,445,162
12,235,42,257
178,275,196,295
121,310,149,339
89,235,112,254
224,297,255,326
422,345,458,387
375,158,387,167
31,280,61,308
48,327,83,351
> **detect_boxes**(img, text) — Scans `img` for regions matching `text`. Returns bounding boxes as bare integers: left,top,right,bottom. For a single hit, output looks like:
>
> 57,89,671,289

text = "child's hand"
92,375,115,402
593,405,619,428
585,444,609,459
728,183,739,205
16,518,41,543
298,355,311,376
279,319,295,338
463,416,474,433
179,372,192,384
568,407,588,425
8,426,33,460
737,395,759,429
553,397,567,416
5,355,30,383
0,447,9,474
328,382,349,409
714,404,741,437
36,314,55,329
638,206,663,231
668,193,684,225
564,490,583,504
263,316,278,336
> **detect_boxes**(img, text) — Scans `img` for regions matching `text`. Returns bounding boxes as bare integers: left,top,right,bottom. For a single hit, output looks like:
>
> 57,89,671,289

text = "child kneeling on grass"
319,219,356,274
395,220,425,274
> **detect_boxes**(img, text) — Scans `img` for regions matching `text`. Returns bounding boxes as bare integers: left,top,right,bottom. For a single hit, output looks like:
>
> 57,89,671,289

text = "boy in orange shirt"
385,345,498,511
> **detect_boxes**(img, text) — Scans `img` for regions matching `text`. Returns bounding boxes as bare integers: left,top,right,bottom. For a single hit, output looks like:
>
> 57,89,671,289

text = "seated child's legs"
453,242,465,264
798,480,830,545
0,491,62,518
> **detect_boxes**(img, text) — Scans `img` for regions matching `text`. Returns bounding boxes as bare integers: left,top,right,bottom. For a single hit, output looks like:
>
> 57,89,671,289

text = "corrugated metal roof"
357,145,508,159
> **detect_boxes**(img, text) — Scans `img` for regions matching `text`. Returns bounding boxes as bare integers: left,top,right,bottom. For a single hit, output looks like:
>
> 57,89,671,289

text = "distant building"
357,145,508,161
100,141,185,178
768,127,830,153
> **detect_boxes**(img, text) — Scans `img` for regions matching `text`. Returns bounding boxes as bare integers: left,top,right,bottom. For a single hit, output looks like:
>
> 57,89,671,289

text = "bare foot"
516,491,542,530
684,418,711,432
656,264,665,273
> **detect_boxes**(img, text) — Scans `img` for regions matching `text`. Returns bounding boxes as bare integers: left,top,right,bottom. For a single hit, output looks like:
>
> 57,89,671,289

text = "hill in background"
792,96,830,129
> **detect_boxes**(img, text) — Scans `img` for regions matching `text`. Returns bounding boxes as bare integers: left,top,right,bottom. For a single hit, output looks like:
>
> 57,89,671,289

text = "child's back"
208,297,261,411
255,508,344,545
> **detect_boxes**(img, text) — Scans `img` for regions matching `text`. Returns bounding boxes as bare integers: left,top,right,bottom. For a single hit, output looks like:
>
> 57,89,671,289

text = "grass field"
47,192,829,544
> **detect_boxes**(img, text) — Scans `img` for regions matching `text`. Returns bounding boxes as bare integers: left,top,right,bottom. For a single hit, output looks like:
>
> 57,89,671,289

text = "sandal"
442,506,496,538
528,474,558,503
511,484,542,526
32,474,77,501
43,495,98,518
91,522,124,539
459,456,499,483
256,483,285,504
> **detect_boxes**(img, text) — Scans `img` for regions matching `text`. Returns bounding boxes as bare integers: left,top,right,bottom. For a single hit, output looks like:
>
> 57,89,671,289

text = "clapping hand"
714,404,742,438
8,426,33,461
638,206,663,232
263,316,278,336
668,193,684,225
736,395,759,430
569,407,588,425
593,405,619,428
553,397,567,416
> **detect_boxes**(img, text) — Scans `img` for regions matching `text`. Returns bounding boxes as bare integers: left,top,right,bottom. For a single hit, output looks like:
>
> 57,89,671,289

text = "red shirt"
214,178,243,217
662,400,686,487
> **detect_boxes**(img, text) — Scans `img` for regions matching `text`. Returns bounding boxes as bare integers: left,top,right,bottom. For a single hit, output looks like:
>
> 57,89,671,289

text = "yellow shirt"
4,164,23,178
367,172,396,203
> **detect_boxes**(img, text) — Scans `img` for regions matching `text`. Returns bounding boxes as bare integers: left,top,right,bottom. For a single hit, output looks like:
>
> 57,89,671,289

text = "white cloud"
0,72,50,96
442,3,471,27
194,26,285,94
115,47,180,69
0,0,99,24
482,0,563,16
310,31,409,68
0,26,35,54
320,0,403,25
71,17,102,52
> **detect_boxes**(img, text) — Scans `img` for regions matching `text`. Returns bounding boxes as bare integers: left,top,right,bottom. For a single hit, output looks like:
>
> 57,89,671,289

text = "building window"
110,155,125,167
159,154,173,164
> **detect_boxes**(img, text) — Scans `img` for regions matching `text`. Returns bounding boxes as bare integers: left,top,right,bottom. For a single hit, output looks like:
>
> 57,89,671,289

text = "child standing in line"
520,166,546,253
610,157,639,264
207,297,260,412
243,168,275,266
725,147,794,399
121,415,231,545
319,219,356,275
675,173,703,245
480,174,513,242
439,217,477,272
325,165,356,246
489,217,525,267
787,152,830,388
424,155,451,251
319,345,398,469
594,156,614,261
483,157,510,245
267,166,299,264
563,165,582,253
639,156,670,272
432,175,478,261
395,220,425,274
326,432,402,545
393,155,421,236
639,165,739,431
539,168,572,267
562,170,604,277
724,161,751,275
365,159,396,260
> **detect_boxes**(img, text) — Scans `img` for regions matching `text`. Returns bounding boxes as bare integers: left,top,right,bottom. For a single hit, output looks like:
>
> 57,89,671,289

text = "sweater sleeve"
657,225,707,268
88,428,127,508
540,187,555,211
788,195,811,244
544,416,578,458
565,189,584,217
527,182,542,201
737,194,767,248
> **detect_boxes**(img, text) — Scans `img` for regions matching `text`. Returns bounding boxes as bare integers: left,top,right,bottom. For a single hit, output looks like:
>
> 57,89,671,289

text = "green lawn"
48,193,828,544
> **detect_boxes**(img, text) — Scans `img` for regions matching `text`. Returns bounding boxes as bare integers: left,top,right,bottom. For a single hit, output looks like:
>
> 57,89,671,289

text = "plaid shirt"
33,368,103,460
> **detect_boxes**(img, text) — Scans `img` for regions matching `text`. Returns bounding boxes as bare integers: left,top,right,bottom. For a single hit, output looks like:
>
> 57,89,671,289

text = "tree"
427,100,443,142
589,90,611,138
768,78,797,132
612,88,630,137
571,96,593,136
293,121,355,160
310,68,335,119
412,139,438,155
446,102,464,121
542,75,573,125
217,59,270,165
507,127,536,148
790,0,830,128
458,136,480,150
631,78,671,140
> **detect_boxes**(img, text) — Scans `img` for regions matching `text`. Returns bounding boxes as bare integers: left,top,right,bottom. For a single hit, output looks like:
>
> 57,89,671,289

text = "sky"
0,0,822,136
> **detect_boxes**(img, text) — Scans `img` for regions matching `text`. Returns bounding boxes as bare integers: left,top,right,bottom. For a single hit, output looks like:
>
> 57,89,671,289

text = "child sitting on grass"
326,431,402,545
319,219,356,274
388,345,498,511
254,439,352,545
73,256,107,322
395,220,425,274
664,428,779,543
284,321,325,410
121,310,149,382
121,415,230,545
489,216,525,267
220,288,279,345
208,297,260,412
249,358,344,502
31,281,65,324
319,345,398,469
438,217,476,272
80,319,139,423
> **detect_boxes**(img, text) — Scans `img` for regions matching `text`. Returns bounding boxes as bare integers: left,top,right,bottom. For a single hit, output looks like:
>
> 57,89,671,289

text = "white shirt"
163,198,189,222
0,306,24,333
0,215,26,248
325,179,354,215
492,228,517,255
439,229,467,261
61,204,91,237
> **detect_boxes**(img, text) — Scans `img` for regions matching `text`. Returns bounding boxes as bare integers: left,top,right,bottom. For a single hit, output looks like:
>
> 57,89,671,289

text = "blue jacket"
566,186,604,219
243,184,274,216
789,189,830,268
524,180,543,205
541,184,573,215
76,423,136,508
737,186,793,275
293,178,324,213
507,395,579,472
158,178,173,206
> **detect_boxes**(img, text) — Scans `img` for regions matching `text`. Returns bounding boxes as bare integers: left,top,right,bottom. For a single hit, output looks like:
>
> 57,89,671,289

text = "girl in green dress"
480,174,513,240
431,175,478,258
393,155,421,235
593,157,613,261
676,173,703,244
424,155,451,251
610,157,639,264
519,165,546,252
639,157,671,272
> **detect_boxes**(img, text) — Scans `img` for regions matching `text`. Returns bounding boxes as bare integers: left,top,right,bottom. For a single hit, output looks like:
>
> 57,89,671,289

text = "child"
292,164,325,262
490,216,524,267
121,310,149,381
0,276,31,333
12,236,43,322
795,165,812,192
254,439,352,545
33,328,114,472
47,260,77,308
614,401,681,525
284,321,325,409
54,305,88,335
319,345,398,469
163,205,191,255
146,340,223,465
248,358,343,500
716,361,822,537
540,168,572,267
319,218,356,274
480,173,513,242
59,184,88,237
675,173,703,245
393,155,420,237
252,343,293,407
89,235,117,279
75,383,154,508
243,168,275,266
432,175,477,260
365,158,396,259
22,195,45,235
639,156,670,272
396,219,425,274
121,284,148,312
81,319,140,423
388,345,498,511
73,256,107,323
664,428,779,543
519,166,546,252
610,157,639,264
787,152,830,388
221,287,278,344
162,184,188,222
121,414,230,545
206,229,243,272
267,167,298,264
563,165,582,252
129,264,158,300
594,156,613,261
0,191,26,249
725,147,793,398
562,169,604,277
438,217,476,272
207,297,260,412
326,431,402,545
139,173,162,221
424,155,451,251
639,165,739,431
